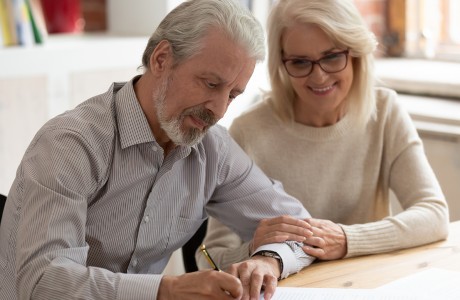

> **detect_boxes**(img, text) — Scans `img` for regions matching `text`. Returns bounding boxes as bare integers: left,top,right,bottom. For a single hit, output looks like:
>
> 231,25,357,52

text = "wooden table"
279,221,460,289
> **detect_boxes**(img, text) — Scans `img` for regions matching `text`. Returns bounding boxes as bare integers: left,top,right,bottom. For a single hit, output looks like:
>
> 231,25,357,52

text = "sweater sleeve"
342,90,449,257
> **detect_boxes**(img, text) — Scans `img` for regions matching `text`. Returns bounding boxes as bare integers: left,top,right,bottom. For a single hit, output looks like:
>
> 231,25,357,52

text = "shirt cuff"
252,243,298,279
117,273,162,300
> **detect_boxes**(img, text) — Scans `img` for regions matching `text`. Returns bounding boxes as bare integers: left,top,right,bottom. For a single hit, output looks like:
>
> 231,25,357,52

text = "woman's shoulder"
375,86,398,105
374,86,406,115
373,87,416,134
232,99,276,127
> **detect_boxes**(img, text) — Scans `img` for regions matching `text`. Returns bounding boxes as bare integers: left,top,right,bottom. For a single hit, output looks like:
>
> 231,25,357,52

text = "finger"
248,271,264,300
227,264,238,277
219,274,243,299
309,225,323,236
262,275,278,300
237,265,252,299
258,223,312,239
303,245,325,258
304,236,326,248
259,231,308,242
263,215,312,229
254,234,290,245
273,222,313,236
252,234,301,255
305,218,323,227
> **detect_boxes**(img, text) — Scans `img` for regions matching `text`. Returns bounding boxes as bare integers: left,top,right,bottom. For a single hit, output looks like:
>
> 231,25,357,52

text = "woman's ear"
149,40,172,74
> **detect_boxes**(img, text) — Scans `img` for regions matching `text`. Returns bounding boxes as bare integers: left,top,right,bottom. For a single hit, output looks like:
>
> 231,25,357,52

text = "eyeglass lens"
284,51,348,77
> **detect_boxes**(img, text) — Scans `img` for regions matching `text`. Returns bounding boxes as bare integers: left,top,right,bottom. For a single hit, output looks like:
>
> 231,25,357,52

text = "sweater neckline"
283,112,353,142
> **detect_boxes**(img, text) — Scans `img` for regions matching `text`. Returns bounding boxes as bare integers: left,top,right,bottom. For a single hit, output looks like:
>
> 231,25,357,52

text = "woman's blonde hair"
266,0,378,127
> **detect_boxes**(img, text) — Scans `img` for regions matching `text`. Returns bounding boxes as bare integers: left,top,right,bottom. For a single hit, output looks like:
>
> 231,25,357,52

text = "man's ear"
149,40,172,74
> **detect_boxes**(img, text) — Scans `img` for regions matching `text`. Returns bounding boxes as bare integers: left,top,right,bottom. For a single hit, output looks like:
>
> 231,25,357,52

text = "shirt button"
144,215,150,223
132,259,138,267
152,146,158,151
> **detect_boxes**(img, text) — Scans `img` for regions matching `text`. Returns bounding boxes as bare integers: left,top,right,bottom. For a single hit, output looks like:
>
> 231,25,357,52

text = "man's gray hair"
141,0,265,69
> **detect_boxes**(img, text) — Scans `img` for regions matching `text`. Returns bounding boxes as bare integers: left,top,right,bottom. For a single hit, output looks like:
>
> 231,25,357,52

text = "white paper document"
377,268,460,298
263,287,431,300
263,268,460,300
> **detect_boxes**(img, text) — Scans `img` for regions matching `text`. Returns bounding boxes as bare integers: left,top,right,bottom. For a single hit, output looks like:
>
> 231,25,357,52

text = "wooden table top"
279,221,460,289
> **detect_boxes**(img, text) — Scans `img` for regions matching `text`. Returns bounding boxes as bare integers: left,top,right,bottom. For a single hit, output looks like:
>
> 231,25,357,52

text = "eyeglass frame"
282,49,350,78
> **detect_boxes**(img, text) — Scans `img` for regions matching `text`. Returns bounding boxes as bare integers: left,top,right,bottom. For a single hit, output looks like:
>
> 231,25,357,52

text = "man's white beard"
153,75,217,147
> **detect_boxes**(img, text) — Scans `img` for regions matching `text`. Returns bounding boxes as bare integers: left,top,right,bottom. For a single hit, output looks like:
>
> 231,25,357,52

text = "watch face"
259,251,280,259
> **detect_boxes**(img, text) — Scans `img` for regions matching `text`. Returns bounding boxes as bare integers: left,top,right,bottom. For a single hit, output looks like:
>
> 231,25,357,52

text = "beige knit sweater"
196,87,449,271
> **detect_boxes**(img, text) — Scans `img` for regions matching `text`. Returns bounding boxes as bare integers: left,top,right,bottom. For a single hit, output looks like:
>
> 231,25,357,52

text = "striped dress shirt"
0,78,312,300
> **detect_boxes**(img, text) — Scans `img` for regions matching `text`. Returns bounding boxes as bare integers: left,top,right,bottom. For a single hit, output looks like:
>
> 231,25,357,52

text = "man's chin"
173,129,206,147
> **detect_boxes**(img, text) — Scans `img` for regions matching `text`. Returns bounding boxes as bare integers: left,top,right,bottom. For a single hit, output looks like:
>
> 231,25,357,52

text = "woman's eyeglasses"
282,50,349,78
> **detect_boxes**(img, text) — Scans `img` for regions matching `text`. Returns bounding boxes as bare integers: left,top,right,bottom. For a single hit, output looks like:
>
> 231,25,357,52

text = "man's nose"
205,95,229,120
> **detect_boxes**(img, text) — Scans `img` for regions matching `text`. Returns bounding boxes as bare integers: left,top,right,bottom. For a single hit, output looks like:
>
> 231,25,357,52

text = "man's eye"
206,81,218,88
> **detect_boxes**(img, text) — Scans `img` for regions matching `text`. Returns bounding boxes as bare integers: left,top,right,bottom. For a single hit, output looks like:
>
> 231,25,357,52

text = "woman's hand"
302,218,347,260
250,215,313,253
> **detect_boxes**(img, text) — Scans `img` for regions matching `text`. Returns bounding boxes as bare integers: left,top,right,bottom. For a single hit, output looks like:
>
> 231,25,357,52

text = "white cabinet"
0,35,147,194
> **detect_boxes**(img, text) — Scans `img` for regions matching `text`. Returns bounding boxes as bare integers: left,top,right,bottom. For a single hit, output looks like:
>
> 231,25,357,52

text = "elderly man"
0,1,314,299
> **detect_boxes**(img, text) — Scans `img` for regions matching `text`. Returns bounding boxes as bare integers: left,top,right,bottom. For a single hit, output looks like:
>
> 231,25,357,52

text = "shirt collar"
114,76,156,149
114,76,200,154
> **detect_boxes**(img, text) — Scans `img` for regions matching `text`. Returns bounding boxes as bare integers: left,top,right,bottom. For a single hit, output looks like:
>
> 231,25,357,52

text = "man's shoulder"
39,84,118,151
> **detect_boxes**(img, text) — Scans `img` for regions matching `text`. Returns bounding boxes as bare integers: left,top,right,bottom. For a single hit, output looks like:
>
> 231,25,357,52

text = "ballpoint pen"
199,244,221,271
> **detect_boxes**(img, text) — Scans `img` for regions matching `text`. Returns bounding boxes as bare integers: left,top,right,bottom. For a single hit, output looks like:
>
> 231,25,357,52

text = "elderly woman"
196,0,449,272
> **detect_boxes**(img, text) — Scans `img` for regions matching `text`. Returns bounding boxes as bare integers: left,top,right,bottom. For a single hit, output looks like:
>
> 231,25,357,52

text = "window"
406,0,460,61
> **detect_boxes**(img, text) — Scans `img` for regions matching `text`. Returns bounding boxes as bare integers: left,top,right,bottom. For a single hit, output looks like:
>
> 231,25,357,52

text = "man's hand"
227,255,280,300
158,270,243,300
250,215,313,253
302,218,347,260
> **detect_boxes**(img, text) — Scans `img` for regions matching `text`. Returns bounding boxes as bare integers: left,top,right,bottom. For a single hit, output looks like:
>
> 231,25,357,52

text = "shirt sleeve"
14,128,162,300
205,133,315,277
252,242,315,279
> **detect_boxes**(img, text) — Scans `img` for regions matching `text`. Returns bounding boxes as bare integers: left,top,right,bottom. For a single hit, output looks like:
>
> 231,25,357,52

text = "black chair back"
182,219,208,272
0,194,6,223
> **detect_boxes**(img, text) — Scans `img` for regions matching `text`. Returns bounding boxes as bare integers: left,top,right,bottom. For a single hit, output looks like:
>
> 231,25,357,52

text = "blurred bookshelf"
0,0,109,48
0,0,48,47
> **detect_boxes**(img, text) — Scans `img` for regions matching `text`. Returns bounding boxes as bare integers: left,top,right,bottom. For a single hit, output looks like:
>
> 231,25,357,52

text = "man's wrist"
157,275,174,300
253,250,283,280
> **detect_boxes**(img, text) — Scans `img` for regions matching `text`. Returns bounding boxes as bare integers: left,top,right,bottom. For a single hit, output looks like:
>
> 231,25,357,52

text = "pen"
200,244,221,271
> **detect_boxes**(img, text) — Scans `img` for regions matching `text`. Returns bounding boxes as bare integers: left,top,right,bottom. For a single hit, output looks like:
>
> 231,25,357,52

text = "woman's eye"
323,53,341,61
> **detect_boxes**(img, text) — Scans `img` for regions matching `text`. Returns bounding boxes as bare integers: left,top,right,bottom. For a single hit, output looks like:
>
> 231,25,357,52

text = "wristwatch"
254,251,283,280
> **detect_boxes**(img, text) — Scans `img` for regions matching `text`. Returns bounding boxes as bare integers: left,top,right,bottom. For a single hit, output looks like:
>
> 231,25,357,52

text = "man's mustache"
184,107,218,128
